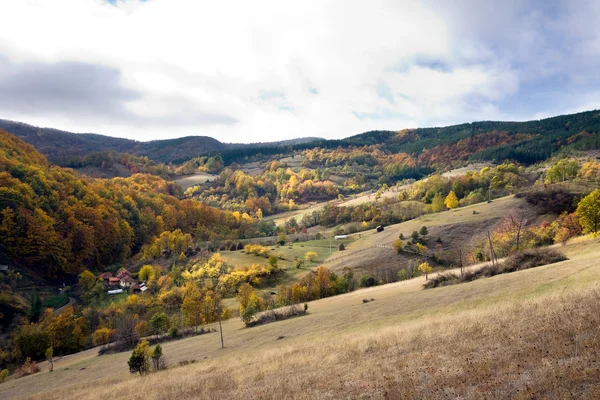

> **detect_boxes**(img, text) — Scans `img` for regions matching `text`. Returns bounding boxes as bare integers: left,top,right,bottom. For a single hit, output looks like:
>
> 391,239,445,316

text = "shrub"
392,239,403,254
338,243,345,251
14,358,40,378
420,226,429,236
0,369,8,383
304,251,318,262
168,327,178,339
360,275,378,287
244,244,271,257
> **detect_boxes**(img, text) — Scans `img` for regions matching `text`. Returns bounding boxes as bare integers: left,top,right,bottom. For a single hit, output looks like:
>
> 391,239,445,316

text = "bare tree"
507,210,528,251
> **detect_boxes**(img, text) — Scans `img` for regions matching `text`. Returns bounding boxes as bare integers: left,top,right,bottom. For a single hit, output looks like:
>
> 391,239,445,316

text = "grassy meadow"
2,235,600,399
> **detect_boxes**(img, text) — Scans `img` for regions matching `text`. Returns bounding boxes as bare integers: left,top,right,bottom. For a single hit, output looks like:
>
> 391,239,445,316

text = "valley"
1,110,600,399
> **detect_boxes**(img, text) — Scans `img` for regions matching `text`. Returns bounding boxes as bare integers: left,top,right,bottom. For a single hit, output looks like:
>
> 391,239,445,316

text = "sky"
0,0,600,143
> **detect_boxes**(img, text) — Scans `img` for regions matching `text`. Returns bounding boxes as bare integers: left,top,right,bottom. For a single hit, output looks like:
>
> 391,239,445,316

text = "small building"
120,275,137,289
334,235,347,240
115,269,130,280
98,272,113,282
108,277,121,287
107,289,124,295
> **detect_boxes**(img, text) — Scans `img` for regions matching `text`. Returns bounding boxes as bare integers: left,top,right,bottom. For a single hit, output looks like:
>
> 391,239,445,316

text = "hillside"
1,236,599,399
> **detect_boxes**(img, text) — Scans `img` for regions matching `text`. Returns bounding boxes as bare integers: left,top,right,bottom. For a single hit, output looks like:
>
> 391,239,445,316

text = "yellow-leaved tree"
418,262,433,280
444,190,459,209
576,189,600,234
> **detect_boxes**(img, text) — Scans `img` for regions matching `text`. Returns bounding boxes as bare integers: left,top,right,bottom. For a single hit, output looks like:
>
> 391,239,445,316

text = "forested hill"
0,120,322,165
0,129,263,279
3,110,600,169
215,110,600,166
0,119,228,164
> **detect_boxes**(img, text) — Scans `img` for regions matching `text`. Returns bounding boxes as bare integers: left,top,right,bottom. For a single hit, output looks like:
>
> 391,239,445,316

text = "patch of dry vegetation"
424,248,567,289
20,286,600,400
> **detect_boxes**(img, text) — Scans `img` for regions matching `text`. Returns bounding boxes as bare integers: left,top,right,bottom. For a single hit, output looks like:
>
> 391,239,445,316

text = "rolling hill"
0,119,322,165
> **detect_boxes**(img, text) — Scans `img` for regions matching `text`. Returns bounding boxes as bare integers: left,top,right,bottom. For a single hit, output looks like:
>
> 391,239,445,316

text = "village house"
108,277,120,287
98,272,112,283
120,275,137,289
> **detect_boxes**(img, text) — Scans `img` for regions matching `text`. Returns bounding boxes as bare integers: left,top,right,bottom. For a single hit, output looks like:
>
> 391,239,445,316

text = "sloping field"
3,236,600,399
324,195,537,274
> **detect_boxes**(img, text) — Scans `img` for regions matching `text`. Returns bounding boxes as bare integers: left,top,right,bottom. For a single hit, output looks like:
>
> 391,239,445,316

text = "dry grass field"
323,195,537,276
2,235,600,399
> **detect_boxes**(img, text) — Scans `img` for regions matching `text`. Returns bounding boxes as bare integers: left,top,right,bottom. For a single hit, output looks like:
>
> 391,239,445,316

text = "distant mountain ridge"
0,119,323,164
3,109,600,167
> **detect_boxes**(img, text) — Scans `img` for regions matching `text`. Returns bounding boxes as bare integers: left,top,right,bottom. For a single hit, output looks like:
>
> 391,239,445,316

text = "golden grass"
2,236,599,400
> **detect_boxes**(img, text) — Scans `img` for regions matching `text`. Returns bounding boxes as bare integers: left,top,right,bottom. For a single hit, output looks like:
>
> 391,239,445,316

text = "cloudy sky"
0,0,599,142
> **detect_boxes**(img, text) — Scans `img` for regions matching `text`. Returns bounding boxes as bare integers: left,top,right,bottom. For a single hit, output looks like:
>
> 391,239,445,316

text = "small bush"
0,368,8,383
360,275,378,287
15,358,40,378
362,299,370,303
168,327,178,339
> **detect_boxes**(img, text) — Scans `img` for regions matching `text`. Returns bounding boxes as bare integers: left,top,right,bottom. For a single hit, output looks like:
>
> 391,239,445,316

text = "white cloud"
0,0,599,142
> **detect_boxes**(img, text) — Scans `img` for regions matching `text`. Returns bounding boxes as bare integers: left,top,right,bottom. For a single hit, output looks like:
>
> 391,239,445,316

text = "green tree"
411,231,419,242
545,159,580,183
149,312,168,334
128,340,150,375
151,344,165,370
419,226,429,236
28,292,42,323
576,189,600,234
